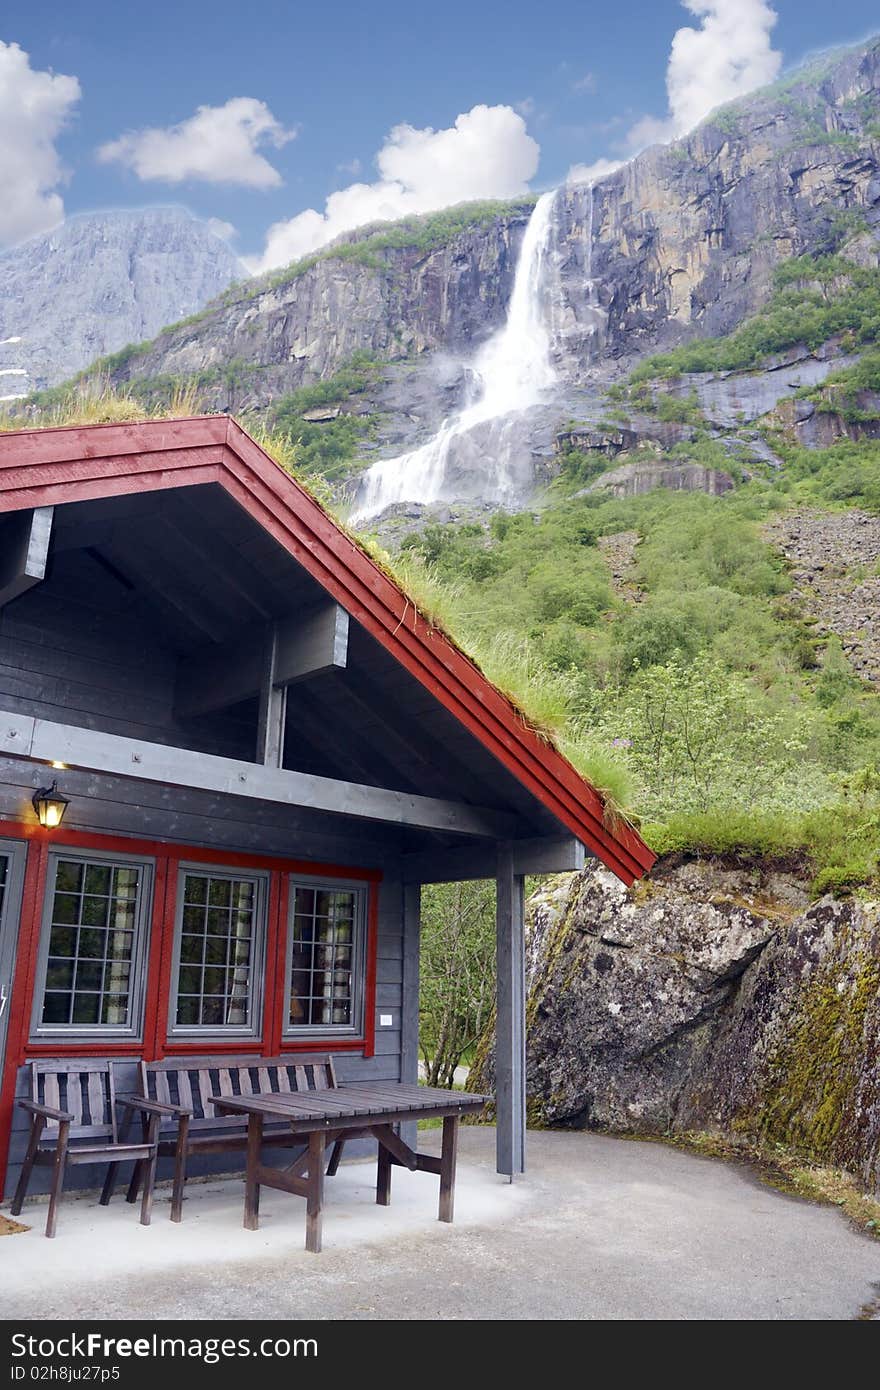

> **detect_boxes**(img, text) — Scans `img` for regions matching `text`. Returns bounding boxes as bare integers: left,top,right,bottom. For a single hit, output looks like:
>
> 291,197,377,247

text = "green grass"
645,803,880,896
234,197,538,302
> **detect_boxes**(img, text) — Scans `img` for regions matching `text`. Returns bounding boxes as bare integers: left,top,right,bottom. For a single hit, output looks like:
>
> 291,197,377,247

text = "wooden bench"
11,1059,160,1238
112,1053,346,1222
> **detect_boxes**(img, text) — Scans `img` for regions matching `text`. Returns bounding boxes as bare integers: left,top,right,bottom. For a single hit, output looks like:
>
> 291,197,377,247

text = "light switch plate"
379,1013,393,1026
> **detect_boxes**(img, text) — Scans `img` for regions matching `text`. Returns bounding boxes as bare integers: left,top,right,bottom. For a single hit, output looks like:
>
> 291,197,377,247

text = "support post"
400,881,421,1151
495,845,526,1178
256,625,287,767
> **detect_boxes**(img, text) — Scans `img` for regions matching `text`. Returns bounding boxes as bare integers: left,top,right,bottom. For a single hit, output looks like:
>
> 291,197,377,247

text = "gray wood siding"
0,584,255,761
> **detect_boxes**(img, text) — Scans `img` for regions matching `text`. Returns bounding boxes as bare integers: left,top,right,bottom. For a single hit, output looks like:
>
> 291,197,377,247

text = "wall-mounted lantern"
32,780,70,829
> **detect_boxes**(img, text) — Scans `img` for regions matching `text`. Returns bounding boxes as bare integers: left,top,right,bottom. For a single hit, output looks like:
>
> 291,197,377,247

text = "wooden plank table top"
211,1083,487,1133
210,1083,490,1252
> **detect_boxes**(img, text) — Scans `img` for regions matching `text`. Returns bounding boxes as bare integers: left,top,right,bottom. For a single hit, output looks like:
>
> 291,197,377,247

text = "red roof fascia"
0,416,656,884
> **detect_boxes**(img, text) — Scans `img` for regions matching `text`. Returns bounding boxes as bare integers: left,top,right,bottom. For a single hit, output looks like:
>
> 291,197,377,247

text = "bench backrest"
139,1053,339,1128
28,1059,118,1142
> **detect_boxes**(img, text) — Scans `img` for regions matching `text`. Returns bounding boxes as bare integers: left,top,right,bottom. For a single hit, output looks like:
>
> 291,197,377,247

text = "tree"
419,880,495,1088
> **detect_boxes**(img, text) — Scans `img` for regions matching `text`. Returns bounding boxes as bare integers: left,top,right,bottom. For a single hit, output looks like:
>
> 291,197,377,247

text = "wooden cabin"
0,416,654,1198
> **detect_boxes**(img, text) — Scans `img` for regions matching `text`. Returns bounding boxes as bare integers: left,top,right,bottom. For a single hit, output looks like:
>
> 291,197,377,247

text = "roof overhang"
0,415,656,884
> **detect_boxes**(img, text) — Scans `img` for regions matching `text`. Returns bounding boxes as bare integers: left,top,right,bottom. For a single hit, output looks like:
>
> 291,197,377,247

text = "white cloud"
629,0,782,147
0,41,80,247
567,157,623,185
205,217,237,242
98,97,295,189
570,72,597,94
248,103,539,274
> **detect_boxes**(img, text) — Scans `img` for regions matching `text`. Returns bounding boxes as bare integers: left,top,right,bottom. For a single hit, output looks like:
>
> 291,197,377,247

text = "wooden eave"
0,415,656,885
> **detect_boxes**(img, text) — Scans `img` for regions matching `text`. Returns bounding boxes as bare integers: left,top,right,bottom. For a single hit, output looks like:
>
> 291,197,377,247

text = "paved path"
3,1127,878,1320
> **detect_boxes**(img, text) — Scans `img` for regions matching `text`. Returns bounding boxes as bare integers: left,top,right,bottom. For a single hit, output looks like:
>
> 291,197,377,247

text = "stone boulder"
473,857,880,1189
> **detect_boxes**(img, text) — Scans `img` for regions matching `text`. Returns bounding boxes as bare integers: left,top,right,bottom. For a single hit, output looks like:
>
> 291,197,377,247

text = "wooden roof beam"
401,836,587,883
175,602,349,720
0,507,53,609
0,709,521,839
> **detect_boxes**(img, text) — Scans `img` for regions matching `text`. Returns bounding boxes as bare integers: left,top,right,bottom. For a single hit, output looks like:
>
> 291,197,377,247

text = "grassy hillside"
376,247,880,892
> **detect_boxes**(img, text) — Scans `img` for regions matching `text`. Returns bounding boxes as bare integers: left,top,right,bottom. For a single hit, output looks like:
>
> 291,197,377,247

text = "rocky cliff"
83,39,880,510
105,40,880,402
107,208,532,411
472,859,880,1191
0,208,244,393
581,39,880,359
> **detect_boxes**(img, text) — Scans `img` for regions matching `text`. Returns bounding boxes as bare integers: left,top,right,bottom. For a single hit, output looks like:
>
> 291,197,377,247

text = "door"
0,839,26,1079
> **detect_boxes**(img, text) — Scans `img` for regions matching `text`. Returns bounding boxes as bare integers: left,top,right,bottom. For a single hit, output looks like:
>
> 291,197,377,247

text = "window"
284,880,367,1037
169,867,267,1035
33,851,152,1038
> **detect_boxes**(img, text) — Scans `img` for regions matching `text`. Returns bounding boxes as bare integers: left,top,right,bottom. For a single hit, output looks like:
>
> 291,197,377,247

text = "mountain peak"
0,206,245,393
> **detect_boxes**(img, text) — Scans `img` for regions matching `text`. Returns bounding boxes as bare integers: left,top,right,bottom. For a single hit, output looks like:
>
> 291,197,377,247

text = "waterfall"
353,190,560,521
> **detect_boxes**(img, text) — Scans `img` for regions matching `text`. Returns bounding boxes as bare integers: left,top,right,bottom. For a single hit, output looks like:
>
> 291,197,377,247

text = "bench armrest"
18,1097,72,1123
116,1093,192,1118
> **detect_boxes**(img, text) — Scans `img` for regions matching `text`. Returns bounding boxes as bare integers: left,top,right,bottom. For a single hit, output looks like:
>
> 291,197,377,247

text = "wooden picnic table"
211,1082,488,1252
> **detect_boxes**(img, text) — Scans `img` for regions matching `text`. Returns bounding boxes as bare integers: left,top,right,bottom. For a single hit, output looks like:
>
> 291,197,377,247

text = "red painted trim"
0,416,655,884
266,872,288,1056
364,885,379,1060
23,1042,144,1057
0,820,381,884
0,835,45,1195
150,854,178,1058
142,855,168,1060
160,1039,367,1055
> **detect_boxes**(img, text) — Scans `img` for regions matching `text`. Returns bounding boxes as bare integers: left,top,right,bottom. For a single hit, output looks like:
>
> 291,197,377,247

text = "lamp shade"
32,781,70,829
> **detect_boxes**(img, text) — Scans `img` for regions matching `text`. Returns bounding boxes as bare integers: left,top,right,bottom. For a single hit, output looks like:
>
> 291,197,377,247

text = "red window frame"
0,819,381,1194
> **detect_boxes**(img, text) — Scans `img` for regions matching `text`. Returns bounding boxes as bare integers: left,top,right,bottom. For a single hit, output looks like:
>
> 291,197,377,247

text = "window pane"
201,997,223,1026
75,961,104,991
53,894,80,926
208,879,231,909
55,861,83,893
294,887,315,915
78,928,106,958
39,856,145,1030
84,865,111,896
42,993,70,1024
113,868,139,900
101,995,129,1025
176,997,199,1025
174,872,260,1030
45,961,74,990
72,993,100,1025
287,881,363,1033
177,966,201,995
82,896,110,928
203,967,226,996
49,926,76,957
204,937,228,965
185,877,208,905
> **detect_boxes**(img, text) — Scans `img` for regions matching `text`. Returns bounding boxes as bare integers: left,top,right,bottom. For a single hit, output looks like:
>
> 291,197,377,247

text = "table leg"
244,1111,263,1230
306,1130,325,1254
376,1133,392,1207
439,1115,458,1223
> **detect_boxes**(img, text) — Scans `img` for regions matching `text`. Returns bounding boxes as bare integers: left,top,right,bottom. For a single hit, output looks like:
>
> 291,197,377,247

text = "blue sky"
2,0,879,269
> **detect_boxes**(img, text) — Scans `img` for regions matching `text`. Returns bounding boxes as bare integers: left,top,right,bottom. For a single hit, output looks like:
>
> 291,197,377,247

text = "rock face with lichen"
472,857,880,1189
